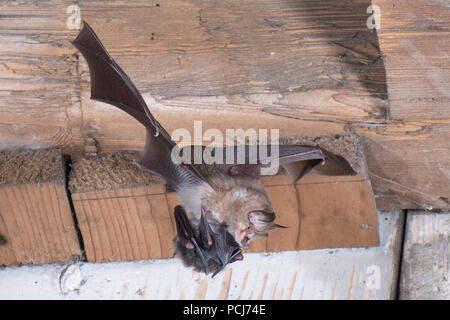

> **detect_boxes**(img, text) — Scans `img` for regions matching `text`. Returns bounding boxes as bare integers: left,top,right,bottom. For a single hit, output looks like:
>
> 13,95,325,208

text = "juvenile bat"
72,22,356,276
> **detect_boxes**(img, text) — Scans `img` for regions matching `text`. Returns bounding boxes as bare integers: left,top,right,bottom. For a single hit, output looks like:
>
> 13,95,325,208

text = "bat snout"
234,228,254,249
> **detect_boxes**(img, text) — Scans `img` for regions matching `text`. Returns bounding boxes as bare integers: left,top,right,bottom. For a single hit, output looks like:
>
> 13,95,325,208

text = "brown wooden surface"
75,0,386,155
72,186,177,262
0,0,449,210
0,150,81,266
373,0,450,120
358,121,450,210
71,171,379,263
0,0,84,154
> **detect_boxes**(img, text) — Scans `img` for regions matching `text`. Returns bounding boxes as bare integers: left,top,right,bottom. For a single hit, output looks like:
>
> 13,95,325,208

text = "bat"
173,205,243,277
72,22,356,276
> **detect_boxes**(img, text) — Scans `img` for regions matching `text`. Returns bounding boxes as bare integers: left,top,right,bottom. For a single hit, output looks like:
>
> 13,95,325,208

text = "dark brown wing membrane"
276,145,356,182
72,22,204,188
187,144,356,183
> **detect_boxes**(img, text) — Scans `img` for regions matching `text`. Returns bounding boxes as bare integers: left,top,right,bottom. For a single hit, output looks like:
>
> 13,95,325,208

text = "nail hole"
0,234,7,245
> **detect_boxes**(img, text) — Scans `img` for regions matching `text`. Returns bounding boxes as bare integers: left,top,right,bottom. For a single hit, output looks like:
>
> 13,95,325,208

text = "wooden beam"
0,0,448,211
0,0,84,154
0,149,81,266
75,0,386,153
373,0,450,120
77,0,386,101
72,0,450,211
357,120,450,210
399,210,450,299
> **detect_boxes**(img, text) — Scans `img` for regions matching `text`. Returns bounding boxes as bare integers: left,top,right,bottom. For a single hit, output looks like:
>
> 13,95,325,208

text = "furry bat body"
72,22,356,275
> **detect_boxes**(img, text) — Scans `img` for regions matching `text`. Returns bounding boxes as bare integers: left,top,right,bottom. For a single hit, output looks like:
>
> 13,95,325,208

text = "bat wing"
277,145,356,183
72,21,204,188
203,144,356,183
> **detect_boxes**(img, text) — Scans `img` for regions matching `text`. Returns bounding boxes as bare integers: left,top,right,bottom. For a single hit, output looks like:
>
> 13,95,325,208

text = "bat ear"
198,212,213,248
174,205,196,249
270,223,288,230
174,206,210,273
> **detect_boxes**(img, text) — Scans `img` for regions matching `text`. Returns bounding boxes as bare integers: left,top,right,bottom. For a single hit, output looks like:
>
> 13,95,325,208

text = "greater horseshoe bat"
72,22,356,276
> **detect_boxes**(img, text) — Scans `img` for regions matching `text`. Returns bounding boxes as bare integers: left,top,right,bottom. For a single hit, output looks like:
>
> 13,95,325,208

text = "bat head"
240,210,287,248
173,205,243,276
202,174,287,249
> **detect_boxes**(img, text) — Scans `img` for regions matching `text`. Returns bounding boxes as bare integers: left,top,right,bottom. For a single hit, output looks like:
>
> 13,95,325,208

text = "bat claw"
133,159,144,169
319,149,326,165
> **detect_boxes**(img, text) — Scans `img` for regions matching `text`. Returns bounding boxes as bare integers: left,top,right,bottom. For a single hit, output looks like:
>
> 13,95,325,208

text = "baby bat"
72,21,356,275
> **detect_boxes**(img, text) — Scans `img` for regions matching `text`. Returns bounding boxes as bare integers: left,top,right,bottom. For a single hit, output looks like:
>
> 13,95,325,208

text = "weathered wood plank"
75,0,387,155
399,210,450,300
356,121,450,210
0,149,81,266
373,0,450,119
0,0,389,158
0,0,448,213
0,211,403,299
78,0,386,100
0,0,84,154
72,0,450,212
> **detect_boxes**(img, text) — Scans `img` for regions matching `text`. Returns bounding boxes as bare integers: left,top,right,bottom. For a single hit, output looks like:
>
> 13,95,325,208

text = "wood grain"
64,0,387,167
72,0,449,212
77,0,386,100
75,0,387,152
71,171,379,263
71,186,178,262
0,0,84,154
399,210,449,300
356,121,450,210
373,0,450,120
251,173,379,252
0,150,81,266
0,0,449,212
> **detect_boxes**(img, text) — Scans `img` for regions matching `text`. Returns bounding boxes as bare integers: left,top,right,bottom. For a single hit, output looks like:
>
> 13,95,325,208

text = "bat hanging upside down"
72,22,356,276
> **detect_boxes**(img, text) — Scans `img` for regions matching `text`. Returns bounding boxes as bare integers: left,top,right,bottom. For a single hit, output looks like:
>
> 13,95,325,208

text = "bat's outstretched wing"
72,21,204,188
197,144,356,183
